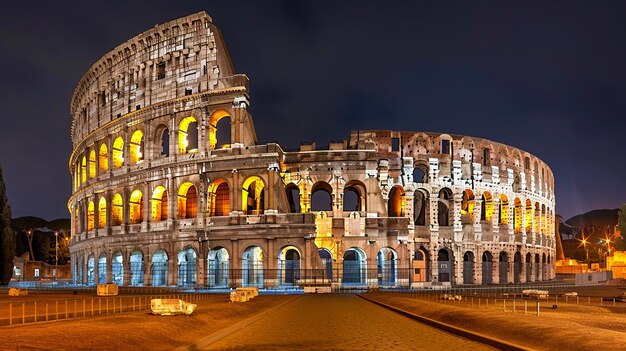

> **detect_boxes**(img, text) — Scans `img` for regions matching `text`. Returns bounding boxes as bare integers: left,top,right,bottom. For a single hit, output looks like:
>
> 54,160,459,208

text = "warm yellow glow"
98,197,107,228
499,194,509,225
81,156,87,183
388,186,405,217
177,182,198,219
178,116,197,154
208,179,230,216
99,143,108,173
541,206,547,235
112,193,123,226
129,190,143,224
514,198,522,233
87,201,95,231
314,212,338,260
461,189,474,223
483,192,493,221
112,137,124,168
208,110,231,150
525,199,532,234
151,186,168,221
242,176,265,215
129,130,144,164
534,203,541,234
88,150,96,179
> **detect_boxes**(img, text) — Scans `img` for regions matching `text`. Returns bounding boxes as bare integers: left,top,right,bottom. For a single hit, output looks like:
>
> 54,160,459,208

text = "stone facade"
68,12,556,288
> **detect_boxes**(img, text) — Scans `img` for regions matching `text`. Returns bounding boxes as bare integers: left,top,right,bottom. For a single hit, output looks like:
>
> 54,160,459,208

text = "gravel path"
203,294,496,350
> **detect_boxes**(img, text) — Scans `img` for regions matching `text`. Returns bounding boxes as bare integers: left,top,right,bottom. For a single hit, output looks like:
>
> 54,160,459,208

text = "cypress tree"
0,165,16,285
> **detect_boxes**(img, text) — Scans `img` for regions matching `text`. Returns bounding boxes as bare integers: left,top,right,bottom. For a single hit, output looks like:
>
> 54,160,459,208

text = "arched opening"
413,189,428,226
98,144,108,173
279,246,301,286
525,252,532,282
155,125,169,157
514,252,522,283
318,248,333,281
461,189,474,224
534,202,541,235
242,177,265,215
342,248,366,285
242,246,264,287
178,248,197,287
129,130,144,164
413,166,426,183
513,198,522,234
311,182,332,212
438,249,453,283
481,192,493,221
88,150,96,179
438,188,452,226
377,248,397,286
97,197,106,229
388,186,405,217
525,200,533,235
482,251,493,285
130,250,144,286
208,248,229,288
499,194,509,225
344,181,366,212
413,248,430,282
209,110,231,150
208,179,230,216
129,190,143,224
463,251,474,284
151,250,168,286
112,252,123,286
87,201,95,231
98,254,107,284
499,252,509,284
112,137,124,168
87,255,95,286
151,186,168,221
541,205,547,235
177,182,198,219
535,253,540,282
111,193,123,226
178,116,198,154
541,253,547,281
81,156,87,183
285,184,301,213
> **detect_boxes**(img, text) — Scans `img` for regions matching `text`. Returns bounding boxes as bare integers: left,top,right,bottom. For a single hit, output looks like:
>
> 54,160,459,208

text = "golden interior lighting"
242,176,265,215
151,186,168,221
99,143,108,173
111,193,123,226
98,197,107,228
87,201,95,231
178,116,198,154
129,190,143,224
88,150,96,179
112,137,124,168
208,179,230,216
81,156,87,183
208,109,230,150
177,182,197,219
129,130,144,164
499,194,509,225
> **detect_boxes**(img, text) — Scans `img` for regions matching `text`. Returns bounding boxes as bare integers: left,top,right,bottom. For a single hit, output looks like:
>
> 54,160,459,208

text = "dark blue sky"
1,1,625,220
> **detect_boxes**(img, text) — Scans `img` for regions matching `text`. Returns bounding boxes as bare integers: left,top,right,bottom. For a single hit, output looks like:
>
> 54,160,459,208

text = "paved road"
203,294,496,350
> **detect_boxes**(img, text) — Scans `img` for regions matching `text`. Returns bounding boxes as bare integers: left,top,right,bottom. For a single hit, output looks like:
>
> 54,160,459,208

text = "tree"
616,204,626,251
0,165,16,285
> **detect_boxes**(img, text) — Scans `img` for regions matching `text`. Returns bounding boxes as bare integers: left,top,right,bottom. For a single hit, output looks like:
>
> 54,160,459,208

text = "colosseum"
68,12,556,289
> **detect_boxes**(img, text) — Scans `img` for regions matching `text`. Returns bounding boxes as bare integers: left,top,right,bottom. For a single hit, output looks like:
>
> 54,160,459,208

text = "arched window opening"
98,197,106,229
514,252,522,283
87,201,95,231
499,194,509,225
98,255,107,284
413,167,426,183
481,192,493,221
541,205,547,235
513,198,522,234
151,250,168,286
343,248,366,285
461,189,474,224
178,117,198,154
99,144,108,173
111,193,123,226
242,177,265,215
209,179,230,216
412,248,429,282
130,251,144,286
388,186,405,217
499,251,509,284
88,150,96,179
157,126,170,157
344,181,366,212
112,252,123,286
318,248,333,281
413,190,427,226
112,137,124,168
437,249,453,283
534,202,541,234
87,255,95,285
177,182,198,219
482,251,493,285
81,156,87,183
209,110,231,150
178,248,197,287
129,190,143,224
279,246,301,286
438,188,452,226
286,184,301,213
242,246,264,287
377,248,397,286
129,130,144,164
311,182,332,212
208,247,229,288
525,199,533,234
151,186,168,221
463,251,474,284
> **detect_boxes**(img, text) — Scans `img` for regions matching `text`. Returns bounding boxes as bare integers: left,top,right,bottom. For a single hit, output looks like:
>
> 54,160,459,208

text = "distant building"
68,12,557,288
607,251,626,279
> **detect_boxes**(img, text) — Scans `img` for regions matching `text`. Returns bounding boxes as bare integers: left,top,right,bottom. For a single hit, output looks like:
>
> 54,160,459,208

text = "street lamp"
577,234,589,266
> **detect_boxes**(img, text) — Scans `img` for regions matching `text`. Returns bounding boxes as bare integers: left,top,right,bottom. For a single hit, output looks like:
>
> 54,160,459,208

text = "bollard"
503,299,506,312
536,301,540,316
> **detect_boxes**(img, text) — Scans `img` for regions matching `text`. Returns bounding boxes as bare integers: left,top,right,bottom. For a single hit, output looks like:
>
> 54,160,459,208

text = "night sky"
1,1,625,221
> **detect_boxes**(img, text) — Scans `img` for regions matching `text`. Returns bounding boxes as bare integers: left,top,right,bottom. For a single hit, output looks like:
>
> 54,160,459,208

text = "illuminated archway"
87,255,95,285
318,248,333,281
87,200,95,231
88,150,96,179
208,247,229,288
151,186,168,221
81,156,87,183
461,189,474,224
481,192,493,221
343,248,367,285
242,246,264,287
129,130,144,164
178,248,197,287
130,250,144,286
525,199,533,234
177,182,198,219
178,116,198,154
513,198,522,234
209,110,231,150
97,197,106,229
98,254,107,284
377,247,397,286
242,176,265,215
388,186,405,217
208,179,230,216
112,137,124,168
98,143,108,173
129,190,143,224
112,252,123,286
279,246,301,286
151,250,168,286
499,194,509,225
111,193,123,226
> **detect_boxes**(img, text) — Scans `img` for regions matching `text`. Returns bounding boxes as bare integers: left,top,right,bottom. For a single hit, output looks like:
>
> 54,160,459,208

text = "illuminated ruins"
68,12,556,288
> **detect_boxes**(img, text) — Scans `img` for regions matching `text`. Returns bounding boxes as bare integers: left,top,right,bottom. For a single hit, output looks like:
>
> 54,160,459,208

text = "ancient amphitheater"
68,12,556,289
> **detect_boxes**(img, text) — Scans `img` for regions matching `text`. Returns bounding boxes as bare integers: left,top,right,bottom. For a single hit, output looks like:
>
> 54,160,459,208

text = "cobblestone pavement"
203,294,496,350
